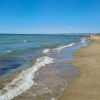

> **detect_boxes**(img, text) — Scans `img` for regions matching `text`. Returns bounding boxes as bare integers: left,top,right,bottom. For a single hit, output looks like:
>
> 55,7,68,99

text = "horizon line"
0,32,99,35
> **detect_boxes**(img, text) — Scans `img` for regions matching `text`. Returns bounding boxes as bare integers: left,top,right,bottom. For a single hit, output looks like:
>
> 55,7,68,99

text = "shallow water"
0,34,90,100
0,34,85,77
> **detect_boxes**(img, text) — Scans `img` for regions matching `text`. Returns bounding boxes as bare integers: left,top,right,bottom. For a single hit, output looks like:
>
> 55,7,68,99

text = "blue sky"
0,0,100,33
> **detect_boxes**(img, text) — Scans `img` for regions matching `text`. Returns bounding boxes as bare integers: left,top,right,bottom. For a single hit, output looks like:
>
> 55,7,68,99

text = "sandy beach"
0,35,97,100
59,40,100,100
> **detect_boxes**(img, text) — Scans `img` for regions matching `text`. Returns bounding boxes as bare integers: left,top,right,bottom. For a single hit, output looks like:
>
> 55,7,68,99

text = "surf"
43,43,76,54
0,56,54,100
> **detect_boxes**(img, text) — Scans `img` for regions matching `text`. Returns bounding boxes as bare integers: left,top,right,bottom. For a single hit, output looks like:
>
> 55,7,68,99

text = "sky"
0,0,100,34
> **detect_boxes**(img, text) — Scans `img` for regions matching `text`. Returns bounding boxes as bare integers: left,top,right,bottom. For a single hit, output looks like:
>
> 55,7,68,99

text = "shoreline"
59,40,100,100
0,38,88,100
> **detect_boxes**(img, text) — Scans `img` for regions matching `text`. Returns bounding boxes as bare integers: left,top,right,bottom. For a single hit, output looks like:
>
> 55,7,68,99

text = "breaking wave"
43,48,51,54
0,41,87,100
3,50,12,54
0,56,54,100
80,37,87,43
43,43,76,54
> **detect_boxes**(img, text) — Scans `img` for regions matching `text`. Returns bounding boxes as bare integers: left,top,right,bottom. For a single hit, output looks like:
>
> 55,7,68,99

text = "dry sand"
59,40,100,100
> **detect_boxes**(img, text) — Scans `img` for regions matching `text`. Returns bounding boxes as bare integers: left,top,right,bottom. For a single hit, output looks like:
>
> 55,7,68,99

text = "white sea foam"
42,48,51,54
0,56,54,100
3,50,12,54
80,38,86,43
51,97,56,100
53,43,75,52
43,43,75,54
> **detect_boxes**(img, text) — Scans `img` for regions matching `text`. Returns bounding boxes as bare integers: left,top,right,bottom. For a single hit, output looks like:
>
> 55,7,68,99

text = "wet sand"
0,65,67,100
59,40,100,100
0,43,80,100
0,72,20,90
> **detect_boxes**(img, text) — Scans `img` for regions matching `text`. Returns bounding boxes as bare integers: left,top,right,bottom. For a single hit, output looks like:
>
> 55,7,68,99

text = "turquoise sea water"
0,34,87,77
0,34,90,100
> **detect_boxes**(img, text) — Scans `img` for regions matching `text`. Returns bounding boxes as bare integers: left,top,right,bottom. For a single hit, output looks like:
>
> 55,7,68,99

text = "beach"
0,35,100,100
0,34,88,100
59,40,100,100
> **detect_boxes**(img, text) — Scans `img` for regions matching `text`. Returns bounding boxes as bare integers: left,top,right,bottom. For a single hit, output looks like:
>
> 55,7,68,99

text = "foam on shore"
0,56,54,100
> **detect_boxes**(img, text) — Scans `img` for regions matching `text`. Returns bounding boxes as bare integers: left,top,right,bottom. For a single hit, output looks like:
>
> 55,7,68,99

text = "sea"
0,34,90,100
